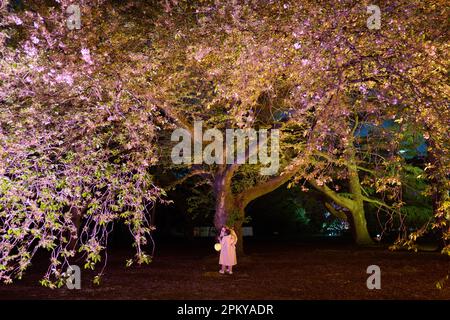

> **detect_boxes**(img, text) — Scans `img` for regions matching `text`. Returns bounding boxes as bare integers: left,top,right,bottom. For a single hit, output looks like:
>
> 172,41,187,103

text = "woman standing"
218,226,237,274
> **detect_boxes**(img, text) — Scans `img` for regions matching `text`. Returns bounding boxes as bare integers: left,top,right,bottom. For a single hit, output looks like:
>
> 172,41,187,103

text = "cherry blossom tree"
0,0,448,285
0,0,167,286
150,0,448,250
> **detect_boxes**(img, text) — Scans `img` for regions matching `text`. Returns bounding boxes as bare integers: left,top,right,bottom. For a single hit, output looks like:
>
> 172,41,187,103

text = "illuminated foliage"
0,0,448,284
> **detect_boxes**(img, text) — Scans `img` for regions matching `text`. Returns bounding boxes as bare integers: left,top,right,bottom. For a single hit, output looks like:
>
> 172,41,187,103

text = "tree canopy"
0,0,448,285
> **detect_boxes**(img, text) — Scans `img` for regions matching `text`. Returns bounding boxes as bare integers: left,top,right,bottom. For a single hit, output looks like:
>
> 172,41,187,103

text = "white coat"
219,233,237,266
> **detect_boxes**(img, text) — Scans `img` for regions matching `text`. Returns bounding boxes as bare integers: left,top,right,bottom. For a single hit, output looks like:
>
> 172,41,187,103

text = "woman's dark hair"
219,226,231,237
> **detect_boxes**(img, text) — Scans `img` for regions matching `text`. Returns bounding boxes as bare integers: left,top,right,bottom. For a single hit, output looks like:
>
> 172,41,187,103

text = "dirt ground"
0,238,449,300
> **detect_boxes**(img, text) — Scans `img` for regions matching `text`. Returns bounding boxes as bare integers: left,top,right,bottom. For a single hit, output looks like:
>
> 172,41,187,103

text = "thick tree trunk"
311,180,374,245
309,161,374,246
349,203,373,246
213,166,245,255
347,159,374,246
212,158,302,256
213,167,235,230
213,195,245,254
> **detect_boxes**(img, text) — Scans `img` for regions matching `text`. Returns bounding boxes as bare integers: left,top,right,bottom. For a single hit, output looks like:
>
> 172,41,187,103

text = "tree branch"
238,160,302,207
324,202,348,221
167,169,213,190
361,195,393,210
308,179,354,210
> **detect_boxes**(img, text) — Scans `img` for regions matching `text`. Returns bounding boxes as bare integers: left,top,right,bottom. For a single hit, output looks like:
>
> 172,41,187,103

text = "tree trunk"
233,205,245,255
212,161,301,255
309,157,374,246
213,168,234,230
310,179,374,245
213,195,245,254
213,166,246,255
348,159,374,246
349,203,373,246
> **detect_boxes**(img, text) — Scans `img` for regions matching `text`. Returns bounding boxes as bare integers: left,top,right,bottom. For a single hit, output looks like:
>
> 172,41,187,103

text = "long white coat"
219,233,237,266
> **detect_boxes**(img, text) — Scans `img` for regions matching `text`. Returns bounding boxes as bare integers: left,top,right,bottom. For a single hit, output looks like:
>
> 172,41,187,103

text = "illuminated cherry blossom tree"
0,0,448,285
